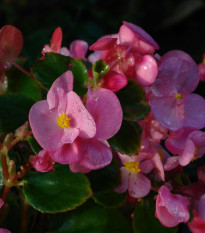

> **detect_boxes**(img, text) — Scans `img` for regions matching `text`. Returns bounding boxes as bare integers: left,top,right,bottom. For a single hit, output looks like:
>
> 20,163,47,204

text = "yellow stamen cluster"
124,161,141,173
175,93,183,101
56,113,71,129
192,147,198,162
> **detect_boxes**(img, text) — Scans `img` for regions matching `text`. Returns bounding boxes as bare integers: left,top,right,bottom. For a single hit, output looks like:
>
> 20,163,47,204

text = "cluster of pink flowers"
25,21,205,232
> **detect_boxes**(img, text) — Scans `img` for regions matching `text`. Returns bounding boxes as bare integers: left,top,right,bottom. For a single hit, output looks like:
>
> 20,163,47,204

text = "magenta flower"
49,87,123,171
31,150,54,173
0,198,4,209
0,229,11,233
115,153,154,198
188,210,205,233
149,50,205,131
155,185,190,227
29,70,96,151
198,53,205,81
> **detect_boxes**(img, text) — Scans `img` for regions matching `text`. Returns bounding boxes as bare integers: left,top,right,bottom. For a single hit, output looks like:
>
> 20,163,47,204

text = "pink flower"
0,198,4,208
50,87,123,171
149,50,205,131
115,153,153,198
0,25,23,73
198,53,205,81
29,70,96,151
89,21,159,88
155,185,190,227
188,210,205,233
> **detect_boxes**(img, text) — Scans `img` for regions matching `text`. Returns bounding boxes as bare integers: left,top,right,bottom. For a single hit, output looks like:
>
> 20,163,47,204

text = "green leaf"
93,190,126,208
117,80,150,121
51,200,132,233
92,59,110,82
23,164,92,213
7,60,42,101
32,53,88,95
0,94,35,133
87,159,121,194
133,193,178,233
109,120,141,155
27,135,42,154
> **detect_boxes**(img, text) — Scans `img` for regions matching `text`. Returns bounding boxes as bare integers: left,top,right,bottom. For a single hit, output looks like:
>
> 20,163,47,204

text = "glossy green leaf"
32,53,88,95
23,164,92,213
93,190,126,208
133,193,178,233
27,135,42,154
92,59,109,82
7,59,42,101
51,200,132,233
0,94,34,133
87,159,121,194
109,120,141,155
117,80,150,120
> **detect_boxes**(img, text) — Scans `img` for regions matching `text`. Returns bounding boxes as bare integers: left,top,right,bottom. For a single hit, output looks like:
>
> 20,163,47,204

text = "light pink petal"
69,163,91,173
114,167,129,193
66,91,96,138
117,152,135,164
152,153,165,181
164,156,179,171
135,55,158,87
79,139,112,170
179,139,195,166
32,150,54,172
189,131,205,158
61,127,79,144
184,94,205,129
150,96,184,131
47,70,74,109
155,186,190,227
139,159,154,174
89,37,117,51
49,137,85,164
50,27,62,53
29,100,64,151
199,194,205,221
60,47,70,56
128,172,151,198
86,88,122,140
121,21,159,49
102,70,127,92
88,51,103,64
70,40,88,59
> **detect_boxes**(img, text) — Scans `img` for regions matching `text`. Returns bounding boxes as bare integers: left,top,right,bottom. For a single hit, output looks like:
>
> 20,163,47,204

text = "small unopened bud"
15,121,29,140
8,160,16,175
0,73,8,95
3,133,14,146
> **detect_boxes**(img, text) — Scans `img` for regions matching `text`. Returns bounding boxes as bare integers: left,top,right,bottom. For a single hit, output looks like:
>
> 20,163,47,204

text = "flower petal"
70,40,88,59
114,167,129,193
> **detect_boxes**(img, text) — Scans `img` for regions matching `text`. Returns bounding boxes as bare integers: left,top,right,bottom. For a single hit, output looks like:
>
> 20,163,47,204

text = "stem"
7,137,20,151
0,152,9,180
21,201,29,233
13,61,48,91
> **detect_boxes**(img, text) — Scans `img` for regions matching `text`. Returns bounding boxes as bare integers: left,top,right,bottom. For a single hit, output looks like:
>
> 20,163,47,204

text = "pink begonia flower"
90,21,159,87
149,50,205,131
0,25,23,73
155,185,190,227
198,53,205,81
50,87,123,171
30,150,54,172
164,130,205,169
115,153,153,198
29,70,96,151
188,210,205,233
0,229,11,233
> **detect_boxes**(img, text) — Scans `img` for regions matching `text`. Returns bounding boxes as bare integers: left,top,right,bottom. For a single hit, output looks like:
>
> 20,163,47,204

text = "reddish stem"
0,154,9,180
13,61,48,91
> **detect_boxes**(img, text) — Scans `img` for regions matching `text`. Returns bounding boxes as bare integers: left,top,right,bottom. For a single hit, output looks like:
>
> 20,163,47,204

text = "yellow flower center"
175,93,183,101
56,113,71,129
192,147,198,162
124,161,141,173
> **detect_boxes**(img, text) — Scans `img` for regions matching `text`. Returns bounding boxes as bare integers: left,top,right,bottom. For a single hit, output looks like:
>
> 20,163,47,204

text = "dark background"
1,0,205,64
